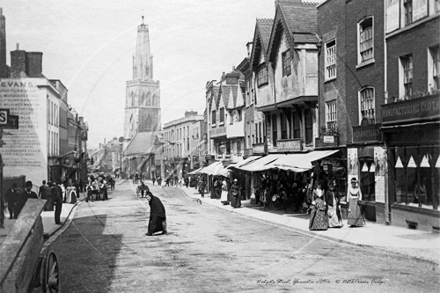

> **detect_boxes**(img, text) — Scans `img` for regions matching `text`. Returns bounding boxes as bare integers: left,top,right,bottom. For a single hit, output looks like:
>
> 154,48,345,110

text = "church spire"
133,16,153,81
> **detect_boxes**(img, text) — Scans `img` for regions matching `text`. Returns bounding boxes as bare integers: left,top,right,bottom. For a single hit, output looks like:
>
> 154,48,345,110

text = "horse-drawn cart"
0,199,60,292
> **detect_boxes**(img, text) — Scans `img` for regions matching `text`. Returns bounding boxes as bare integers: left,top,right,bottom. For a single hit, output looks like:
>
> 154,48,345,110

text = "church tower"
124,17,161,143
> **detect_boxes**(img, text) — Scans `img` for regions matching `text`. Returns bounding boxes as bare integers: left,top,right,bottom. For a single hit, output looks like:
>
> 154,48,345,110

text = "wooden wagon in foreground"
0,199,60,292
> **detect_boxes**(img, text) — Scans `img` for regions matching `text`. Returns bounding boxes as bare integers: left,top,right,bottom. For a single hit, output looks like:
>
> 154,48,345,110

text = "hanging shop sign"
352,124,381,143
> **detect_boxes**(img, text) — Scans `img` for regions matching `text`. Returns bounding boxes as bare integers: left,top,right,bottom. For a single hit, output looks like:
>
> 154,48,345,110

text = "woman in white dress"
220,178,229,205
347,177,364,227
326,180,343,228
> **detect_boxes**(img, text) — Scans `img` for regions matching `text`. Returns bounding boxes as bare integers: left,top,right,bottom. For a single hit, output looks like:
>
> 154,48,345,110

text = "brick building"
382,0,440,231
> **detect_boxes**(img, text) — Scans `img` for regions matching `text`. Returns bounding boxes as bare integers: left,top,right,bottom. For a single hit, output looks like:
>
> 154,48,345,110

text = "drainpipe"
383,2,391,225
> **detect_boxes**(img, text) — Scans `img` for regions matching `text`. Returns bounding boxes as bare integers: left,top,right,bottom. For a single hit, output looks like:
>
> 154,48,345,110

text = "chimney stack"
26,52,43,77
0,8,7,78
10,48,26,78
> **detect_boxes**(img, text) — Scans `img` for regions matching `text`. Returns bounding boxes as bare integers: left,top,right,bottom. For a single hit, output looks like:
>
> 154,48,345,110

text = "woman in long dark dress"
309,182,328,231
326,180,343,228
230,179,241,208
347,177,364,227
145,193,167,236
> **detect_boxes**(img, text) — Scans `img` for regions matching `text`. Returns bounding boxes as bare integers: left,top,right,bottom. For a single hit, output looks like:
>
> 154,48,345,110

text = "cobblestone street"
47,182,439,293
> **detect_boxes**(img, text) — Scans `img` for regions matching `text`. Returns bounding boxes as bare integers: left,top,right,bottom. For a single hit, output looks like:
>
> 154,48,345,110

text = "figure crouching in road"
145,193,167,236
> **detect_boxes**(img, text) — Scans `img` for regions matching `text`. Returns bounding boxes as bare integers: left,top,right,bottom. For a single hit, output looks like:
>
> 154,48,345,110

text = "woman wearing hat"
326,180,343,228
309,181,328,231
347,177,364,227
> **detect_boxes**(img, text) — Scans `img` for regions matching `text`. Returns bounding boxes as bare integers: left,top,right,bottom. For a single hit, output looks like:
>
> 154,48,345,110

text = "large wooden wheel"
41,252,60,293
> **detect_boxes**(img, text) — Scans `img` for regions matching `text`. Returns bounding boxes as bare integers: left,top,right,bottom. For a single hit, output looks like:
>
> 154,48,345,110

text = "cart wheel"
42,252,60,293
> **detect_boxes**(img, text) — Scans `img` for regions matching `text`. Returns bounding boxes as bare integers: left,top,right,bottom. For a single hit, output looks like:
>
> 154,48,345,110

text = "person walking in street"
220,177,229,205
347,177,364,227
230,179,241,208
165,177,170,187
157,177,162,187
197,177,205,198
0,189,5,228
145,193,167,236
136,181,150,198
38,180,51,208
152,176,156,186
52,180,63,225
326,180,343,228
17,181,38,217
309,182,328,231
5,183,19,219
184,176,189,188
99,177,108,200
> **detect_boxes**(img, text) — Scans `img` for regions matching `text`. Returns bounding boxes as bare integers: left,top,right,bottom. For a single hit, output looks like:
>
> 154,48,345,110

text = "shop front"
349,123,387,223
382,94,440,231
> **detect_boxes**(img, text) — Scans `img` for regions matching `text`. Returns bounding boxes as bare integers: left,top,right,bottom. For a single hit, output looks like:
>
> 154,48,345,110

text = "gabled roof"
123,132,156,156
250,18,274,70
268,0,318,63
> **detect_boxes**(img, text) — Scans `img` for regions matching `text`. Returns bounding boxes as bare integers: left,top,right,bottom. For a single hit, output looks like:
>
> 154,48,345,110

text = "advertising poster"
374,146,386,203
0,78,48,188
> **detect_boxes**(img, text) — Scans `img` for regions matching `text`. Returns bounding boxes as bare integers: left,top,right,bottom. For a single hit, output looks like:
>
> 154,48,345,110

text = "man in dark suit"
4,183,19,219
16,181,38,219
52,180,63,225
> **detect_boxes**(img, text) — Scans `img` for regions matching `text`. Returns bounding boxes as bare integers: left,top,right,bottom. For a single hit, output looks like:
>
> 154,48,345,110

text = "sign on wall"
374,147,386,203
0,79,47,186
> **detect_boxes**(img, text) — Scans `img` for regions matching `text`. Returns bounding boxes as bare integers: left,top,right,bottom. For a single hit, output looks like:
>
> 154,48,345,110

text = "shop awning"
238,154,285,172
227,156,261,170
267,150,340,172
199,161,230,176
188,167,203,175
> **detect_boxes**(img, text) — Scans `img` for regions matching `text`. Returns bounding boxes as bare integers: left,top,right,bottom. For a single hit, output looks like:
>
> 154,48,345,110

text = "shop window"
325,40,336,80
358,17,374,64
360,161,375,201
400,54,413,99
305,109,313,145
280,112,288,139
282,50,291,77
393,147,439,208
359,87,375,124
257,64,268,86
272,114,277,147
326,101,337,130
429,46,440,91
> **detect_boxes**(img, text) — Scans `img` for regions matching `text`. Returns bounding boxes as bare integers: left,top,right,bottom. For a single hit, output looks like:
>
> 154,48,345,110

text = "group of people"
85,174,112,202
195,175,242,209
308,177,364,231
1,179,68,227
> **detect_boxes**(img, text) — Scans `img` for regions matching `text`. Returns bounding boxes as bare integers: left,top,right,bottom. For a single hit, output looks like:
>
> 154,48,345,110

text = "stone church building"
122,17,161,179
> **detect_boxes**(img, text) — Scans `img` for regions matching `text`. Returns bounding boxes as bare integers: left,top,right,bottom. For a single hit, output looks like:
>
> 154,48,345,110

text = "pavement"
170,183,440,265
2,179,439,265
0,195,82,243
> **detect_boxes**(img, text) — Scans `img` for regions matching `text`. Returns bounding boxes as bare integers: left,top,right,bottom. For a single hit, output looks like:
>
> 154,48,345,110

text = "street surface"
48,181,439,293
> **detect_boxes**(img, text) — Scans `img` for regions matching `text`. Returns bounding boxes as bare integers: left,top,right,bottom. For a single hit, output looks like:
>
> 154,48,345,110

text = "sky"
2,0,276,148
